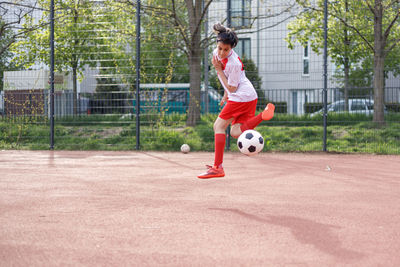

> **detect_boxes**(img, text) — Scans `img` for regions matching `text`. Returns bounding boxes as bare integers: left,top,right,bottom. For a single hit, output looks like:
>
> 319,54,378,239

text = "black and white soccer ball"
237,130,264,156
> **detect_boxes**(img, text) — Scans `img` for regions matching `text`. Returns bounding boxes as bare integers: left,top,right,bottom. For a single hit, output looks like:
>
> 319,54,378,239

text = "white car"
311,99,383,117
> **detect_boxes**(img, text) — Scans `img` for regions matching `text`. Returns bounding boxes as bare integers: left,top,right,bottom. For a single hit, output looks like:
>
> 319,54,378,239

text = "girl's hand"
220,94,227,106
212,56,223,73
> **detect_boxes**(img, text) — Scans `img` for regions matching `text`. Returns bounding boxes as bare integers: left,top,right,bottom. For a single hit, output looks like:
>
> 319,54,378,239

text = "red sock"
214,133,226,167
240,113,263,132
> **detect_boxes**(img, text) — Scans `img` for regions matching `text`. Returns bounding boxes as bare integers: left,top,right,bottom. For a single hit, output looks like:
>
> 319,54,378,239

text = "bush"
304,103,323,113
385,103,400,113
143,128,185,151
272,102,287,113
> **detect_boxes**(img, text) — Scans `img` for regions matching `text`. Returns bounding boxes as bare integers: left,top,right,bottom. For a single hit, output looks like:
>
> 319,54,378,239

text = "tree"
286,0,370,111
150,0,297,125
0,18,17,90
114,0,211,125
287,0,400,123
332,55,374,98
367,0,400,123
0,1,40,57
1,2,42,90
11,0,102,115
112,0,189,85
111,0,296,125
183,0,209,125
145,0,212,125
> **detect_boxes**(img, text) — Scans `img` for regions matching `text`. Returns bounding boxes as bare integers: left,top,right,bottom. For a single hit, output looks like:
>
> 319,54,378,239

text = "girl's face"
217,42,232,59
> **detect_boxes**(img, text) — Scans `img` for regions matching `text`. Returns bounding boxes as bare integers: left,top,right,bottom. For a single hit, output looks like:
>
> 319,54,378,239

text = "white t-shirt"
213,48,258,102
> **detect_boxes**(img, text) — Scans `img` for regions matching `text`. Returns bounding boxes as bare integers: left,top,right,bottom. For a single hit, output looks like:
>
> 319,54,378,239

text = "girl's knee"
230,132,240,139
213,122,222,133
214,119,227,133
230,126,242,139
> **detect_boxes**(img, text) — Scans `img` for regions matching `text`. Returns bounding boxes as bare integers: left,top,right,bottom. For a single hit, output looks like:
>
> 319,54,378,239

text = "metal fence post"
225,0,231,151
227,0,231,27
323,0,328,152
50,0,55,150
135,0,141,150
257,0,260,68
203,0,209,113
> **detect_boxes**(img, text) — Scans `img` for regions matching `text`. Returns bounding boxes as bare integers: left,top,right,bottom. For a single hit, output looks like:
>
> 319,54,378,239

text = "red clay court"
1,150,399,266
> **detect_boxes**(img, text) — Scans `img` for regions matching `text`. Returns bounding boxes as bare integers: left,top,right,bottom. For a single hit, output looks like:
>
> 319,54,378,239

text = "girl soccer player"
197,23,275,179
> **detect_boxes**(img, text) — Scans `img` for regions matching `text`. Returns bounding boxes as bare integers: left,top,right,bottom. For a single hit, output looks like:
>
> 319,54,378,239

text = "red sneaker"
262,103,275,121
197,165,225,179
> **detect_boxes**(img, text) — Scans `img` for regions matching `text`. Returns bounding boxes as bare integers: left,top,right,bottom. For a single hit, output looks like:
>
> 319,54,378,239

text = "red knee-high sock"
214,133,226,167
240,113,263,132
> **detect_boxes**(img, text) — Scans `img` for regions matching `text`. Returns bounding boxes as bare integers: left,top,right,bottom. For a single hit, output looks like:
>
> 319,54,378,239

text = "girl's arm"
212,56,238,93
220,91,228,106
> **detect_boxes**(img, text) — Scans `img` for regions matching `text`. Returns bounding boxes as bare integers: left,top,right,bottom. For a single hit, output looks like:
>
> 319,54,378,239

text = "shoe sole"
197,174,225,179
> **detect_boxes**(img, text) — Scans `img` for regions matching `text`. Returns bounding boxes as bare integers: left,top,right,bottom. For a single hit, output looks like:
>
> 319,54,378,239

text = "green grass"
0,113,399,154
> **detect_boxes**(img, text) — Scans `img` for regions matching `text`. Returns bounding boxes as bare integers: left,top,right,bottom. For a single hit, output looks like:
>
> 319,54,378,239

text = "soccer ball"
180,144,190,154
237,130,264,156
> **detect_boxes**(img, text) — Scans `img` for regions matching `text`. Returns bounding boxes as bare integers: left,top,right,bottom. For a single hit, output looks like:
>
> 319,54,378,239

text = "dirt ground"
1,150,399,266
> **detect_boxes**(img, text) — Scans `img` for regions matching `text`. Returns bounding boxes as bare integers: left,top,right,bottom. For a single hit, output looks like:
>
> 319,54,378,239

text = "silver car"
311,99,384,116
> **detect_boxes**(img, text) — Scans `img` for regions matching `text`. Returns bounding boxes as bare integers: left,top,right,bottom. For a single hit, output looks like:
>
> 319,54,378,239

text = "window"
332,101,345,112
351,100,366,111
303,43,310,75
235,38,251,59
231,0,251,28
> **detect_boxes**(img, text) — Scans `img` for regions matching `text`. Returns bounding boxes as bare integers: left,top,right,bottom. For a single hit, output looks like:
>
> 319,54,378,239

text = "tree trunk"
185,0,202,126
343,0,349,111
373,53,385,123
72,8,79,116
73,66,78,116
373,0,385,124
186,46,202,126
344,57,350,111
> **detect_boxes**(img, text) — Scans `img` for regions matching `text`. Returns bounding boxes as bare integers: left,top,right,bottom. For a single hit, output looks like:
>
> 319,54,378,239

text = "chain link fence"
1,0,399,153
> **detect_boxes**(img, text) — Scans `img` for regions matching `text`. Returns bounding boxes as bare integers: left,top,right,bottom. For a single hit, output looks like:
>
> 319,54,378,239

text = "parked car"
311,99,386,117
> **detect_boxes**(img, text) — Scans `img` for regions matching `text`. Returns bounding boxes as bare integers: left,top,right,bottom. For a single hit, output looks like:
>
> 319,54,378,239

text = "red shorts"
219,99,257,125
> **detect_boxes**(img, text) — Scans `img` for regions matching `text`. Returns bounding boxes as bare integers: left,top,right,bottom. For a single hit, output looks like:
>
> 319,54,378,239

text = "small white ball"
180,144,190,154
